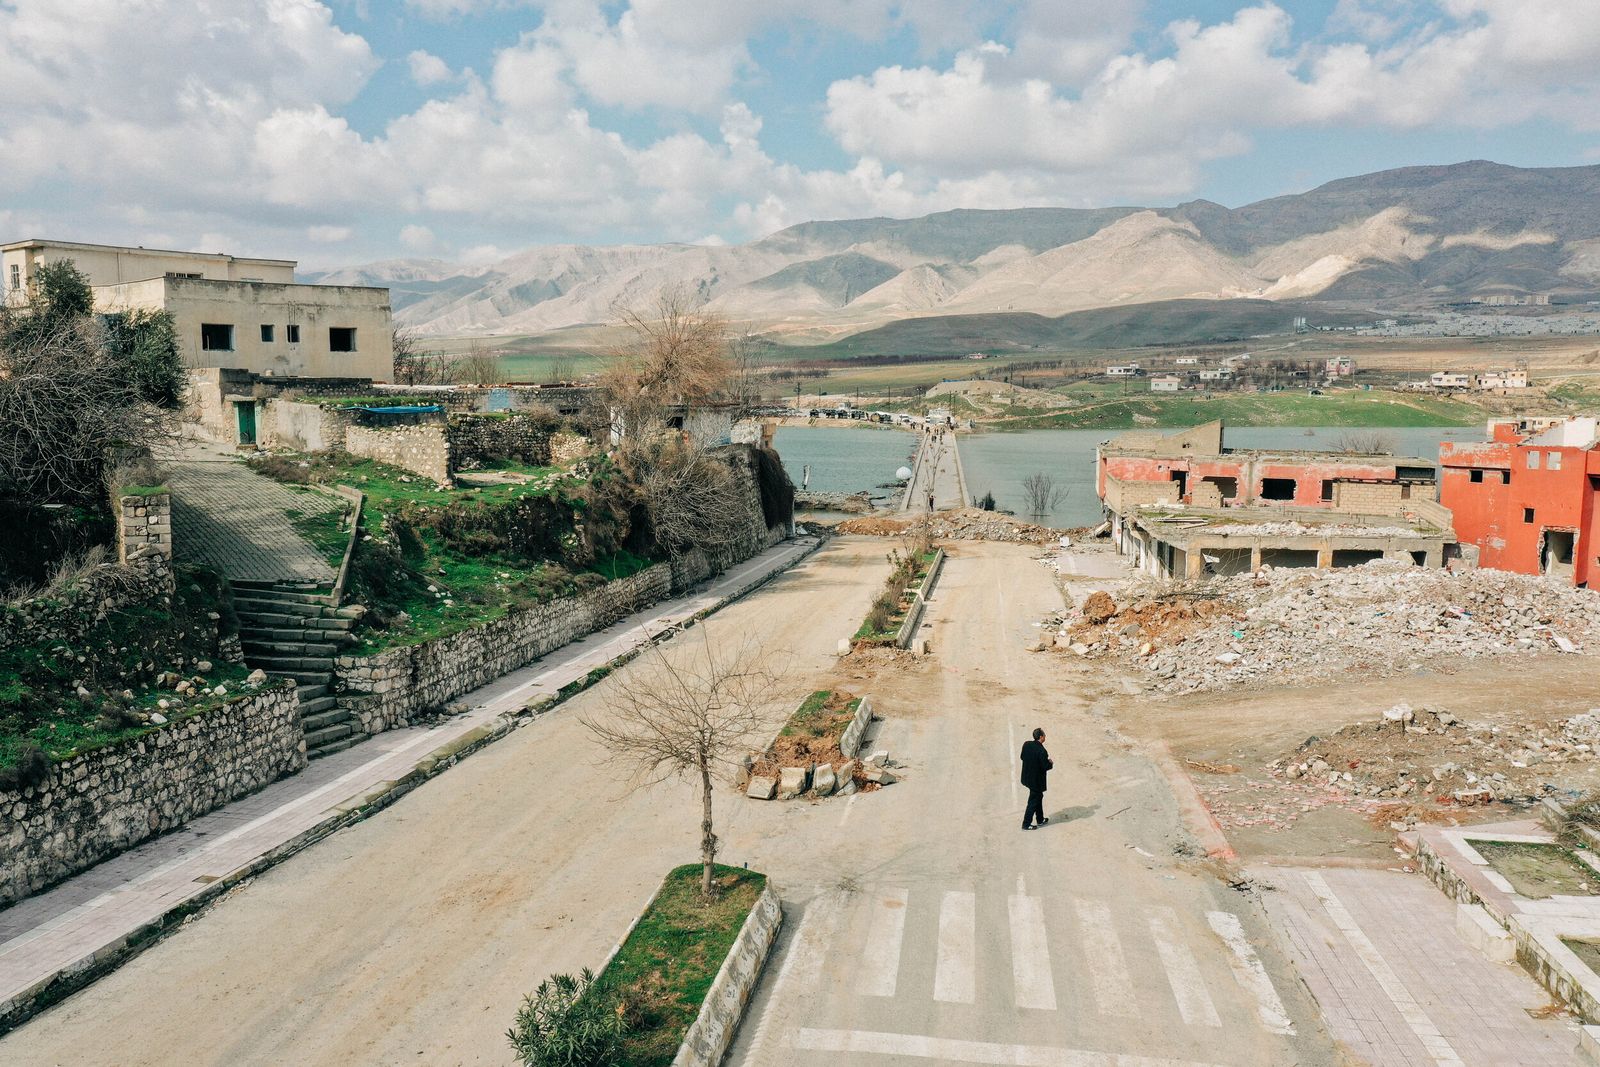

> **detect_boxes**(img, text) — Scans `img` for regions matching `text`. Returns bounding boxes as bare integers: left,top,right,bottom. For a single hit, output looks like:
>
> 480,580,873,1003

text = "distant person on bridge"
1020,728,1052,830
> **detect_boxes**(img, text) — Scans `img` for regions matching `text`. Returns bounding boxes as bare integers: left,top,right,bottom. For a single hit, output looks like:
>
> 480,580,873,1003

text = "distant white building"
1175,356,1199,366
1431,371,1473,390
1198,368,1233,382
1149,375,1182,393
1106,364,1141,377
1325,356,1355,377
1477,368,1528,390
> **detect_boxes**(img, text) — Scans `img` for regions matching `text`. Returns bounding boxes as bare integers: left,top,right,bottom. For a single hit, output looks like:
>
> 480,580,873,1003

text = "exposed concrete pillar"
1316,543,1334,568
1187,548,1205,578
1250,546,1262,571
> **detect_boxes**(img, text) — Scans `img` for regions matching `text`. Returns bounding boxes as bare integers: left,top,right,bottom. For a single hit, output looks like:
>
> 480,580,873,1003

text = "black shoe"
1039,817,1049,825
1022,824,1034,831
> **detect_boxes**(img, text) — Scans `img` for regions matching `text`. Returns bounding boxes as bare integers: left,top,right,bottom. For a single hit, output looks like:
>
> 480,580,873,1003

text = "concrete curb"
671,884,782,1067
0,537,824,1036
840,696,874,760
895,548,945,650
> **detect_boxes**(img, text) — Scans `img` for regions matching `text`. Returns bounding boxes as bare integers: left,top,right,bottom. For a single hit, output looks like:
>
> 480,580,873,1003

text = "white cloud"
407,50,454,86
308,225,354,242
400,224,439,252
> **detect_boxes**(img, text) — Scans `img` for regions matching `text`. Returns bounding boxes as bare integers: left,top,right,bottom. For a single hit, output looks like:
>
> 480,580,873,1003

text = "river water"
776,424,1486,528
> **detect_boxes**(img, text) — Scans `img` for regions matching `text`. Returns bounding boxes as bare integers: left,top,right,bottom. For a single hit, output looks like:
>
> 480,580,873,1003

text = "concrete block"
865,750,888,767
745,775,777,800
1456,903,1515,964
810,764,837,797
837,638,852,656
1581,1024,1600,1064
863,764,897,786
778,766,810,800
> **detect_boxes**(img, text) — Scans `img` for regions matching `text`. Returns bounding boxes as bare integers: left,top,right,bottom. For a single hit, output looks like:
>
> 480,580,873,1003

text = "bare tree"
1021,472,1067,518
633,438,752,555
454,339,503,385
392,326,461,386
1333,429,1398,454
545,351,577,384
603,285,732,442
581,632,781,898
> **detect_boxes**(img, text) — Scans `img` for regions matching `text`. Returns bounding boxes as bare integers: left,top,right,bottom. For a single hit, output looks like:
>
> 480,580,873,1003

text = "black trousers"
1023,787,1045,828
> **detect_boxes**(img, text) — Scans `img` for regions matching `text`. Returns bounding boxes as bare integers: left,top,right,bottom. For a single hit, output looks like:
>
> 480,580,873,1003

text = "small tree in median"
581,631,780,898
506,969,626,1067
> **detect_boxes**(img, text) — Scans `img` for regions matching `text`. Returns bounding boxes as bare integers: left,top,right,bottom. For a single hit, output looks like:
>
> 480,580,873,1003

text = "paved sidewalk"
1256,864,1587,1067
0,536,818,1029
167,445,341,583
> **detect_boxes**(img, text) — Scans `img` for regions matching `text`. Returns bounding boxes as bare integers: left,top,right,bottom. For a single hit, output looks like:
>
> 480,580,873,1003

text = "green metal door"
236,402,257,445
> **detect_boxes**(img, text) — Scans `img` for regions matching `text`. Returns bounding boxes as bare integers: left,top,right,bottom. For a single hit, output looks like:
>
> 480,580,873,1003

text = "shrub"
0,744,50,792
507,969,627,1067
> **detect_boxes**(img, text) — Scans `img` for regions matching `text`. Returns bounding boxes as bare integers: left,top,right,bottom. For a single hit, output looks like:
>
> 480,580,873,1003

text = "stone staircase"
231,581,366,759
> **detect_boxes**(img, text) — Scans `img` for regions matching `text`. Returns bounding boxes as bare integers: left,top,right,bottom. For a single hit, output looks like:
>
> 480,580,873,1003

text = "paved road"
727,540,1336,1067
900,430,967,512
0,540,893,1066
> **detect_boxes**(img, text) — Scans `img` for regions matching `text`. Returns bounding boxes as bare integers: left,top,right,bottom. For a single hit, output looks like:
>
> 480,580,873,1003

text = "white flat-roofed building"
1,238,393,381
1149,375,1182,392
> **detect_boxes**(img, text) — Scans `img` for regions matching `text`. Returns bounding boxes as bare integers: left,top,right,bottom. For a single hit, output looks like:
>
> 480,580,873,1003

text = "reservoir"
777,424,1486,528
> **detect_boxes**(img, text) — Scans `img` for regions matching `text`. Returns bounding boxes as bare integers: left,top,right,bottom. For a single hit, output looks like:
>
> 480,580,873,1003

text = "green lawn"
990,387,1481,429
778,689,861,740
603,864,767,1067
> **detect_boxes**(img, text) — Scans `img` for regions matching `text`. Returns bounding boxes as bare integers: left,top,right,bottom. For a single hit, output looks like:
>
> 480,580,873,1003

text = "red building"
1440,417,1600,586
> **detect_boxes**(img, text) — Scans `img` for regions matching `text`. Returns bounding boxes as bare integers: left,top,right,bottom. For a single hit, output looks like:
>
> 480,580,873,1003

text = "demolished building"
1440,416,1600,587
1097,421,1455,578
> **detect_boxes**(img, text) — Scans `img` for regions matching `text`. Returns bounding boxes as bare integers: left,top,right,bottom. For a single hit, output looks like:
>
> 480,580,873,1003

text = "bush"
507,969,627,1067
0,743,49,792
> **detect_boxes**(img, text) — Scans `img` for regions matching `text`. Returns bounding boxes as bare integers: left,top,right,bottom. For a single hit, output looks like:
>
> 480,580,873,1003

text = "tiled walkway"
1256,864,1586,1067
0,536,818,1027
167,446,341,583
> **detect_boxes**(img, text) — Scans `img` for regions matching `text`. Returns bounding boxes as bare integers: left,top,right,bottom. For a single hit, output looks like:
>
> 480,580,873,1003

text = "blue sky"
2,0,1597,268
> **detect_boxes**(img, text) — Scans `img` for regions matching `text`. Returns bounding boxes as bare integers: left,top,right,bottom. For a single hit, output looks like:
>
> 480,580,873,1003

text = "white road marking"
790,1028,1231,1067
1072,898,1138,1018
1008,720,1019,804
1008,894,1057,1011
1303,871,1466,1067
838,792,858,826
1148,907,1222,1027
934,891,976,1004
745,889,844,1064
1205,910,1295,1035
857,888,909,997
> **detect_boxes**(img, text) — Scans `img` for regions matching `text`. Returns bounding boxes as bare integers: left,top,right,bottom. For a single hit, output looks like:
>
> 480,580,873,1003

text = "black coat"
1020,739,1052,792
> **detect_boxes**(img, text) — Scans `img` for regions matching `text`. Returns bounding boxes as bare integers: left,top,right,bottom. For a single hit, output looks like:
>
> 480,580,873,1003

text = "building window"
200,323,235,352
260,324,275,343
1261,477,1296,501
1524,507,1535,524
1320,479,1334,502
1548,451,1562,471
7,264,18,290
286,324,301,344
329,327,356,352
1469,469,1484,483
1527,451,1540,469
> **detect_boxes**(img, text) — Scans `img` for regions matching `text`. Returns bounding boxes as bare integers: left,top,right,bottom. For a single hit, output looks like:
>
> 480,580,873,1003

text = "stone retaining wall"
345,423,451,485
447,412,555,469
0,683,304,907
115,491,174,592
673,884,782,1067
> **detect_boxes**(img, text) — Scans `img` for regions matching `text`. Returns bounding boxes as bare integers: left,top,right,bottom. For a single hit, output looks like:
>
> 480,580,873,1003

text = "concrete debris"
837,507,1062,543
1058,560,1600,693
863,764,897,785
1081,591,1117,624
811,764,837,797
778,766,811,800
746,775,778,801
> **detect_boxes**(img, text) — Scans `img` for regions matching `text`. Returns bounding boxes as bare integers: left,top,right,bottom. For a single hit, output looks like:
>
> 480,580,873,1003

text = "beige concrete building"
1,239,393,381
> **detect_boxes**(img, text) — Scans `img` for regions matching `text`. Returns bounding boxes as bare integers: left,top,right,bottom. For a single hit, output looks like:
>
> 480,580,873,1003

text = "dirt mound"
837,508,1060,543
1081,591,1116,624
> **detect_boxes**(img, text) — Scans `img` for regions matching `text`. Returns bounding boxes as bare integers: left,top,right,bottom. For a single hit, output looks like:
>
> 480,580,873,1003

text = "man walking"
1020,727,1052,830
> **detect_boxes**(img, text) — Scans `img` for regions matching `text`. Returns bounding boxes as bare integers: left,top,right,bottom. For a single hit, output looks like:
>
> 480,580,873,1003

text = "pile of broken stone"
1274,702,1600,807
1056,560,1600,693
740,749,899,801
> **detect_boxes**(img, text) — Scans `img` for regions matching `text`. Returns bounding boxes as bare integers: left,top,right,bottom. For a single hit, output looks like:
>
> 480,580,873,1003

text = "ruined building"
1097,421,1455,578
1440,417,1600,587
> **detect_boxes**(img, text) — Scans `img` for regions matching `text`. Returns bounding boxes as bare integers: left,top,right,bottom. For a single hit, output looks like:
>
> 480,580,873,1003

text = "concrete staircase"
231,582,366,759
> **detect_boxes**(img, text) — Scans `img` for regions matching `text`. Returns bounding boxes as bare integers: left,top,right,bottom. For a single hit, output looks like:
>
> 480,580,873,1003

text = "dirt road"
0,540,893,1067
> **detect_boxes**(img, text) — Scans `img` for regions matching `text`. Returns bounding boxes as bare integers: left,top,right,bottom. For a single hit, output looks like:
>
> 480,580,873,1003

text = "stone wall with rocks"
345,423,451,485
550,431,590,465
115,491,174,591
0,683,304,907
446,412,555,469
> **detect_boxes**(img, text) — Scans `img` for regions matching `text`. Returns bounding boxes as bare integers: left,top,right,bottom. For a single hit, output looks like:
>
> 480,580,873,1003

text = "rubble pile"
1062,561,1600,692
838,508,1062,543
1272,702,1600,807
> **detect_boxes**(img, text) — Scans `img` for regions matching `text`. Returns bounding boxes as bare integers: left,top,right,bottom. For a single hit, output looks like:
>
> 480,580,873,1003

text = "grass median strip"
509,863,766,1067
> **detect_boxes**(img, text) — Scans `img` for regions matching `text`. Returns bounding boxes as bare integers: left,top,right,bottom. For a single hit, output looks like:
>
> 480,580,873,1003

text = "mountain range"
305,161,1600,345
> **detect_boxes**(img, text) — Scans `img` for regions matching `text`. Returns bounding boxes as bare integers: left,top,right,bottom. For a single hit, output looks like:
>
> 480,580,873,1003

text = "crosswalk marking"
1149,907,1222,1027
934,891,976,1004
857,887,909,997
1205,910,1295,1035
1008,894,1057,1011
1303,871,1465,1067
790,1028,1234,1067
1072,898,1138,1018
